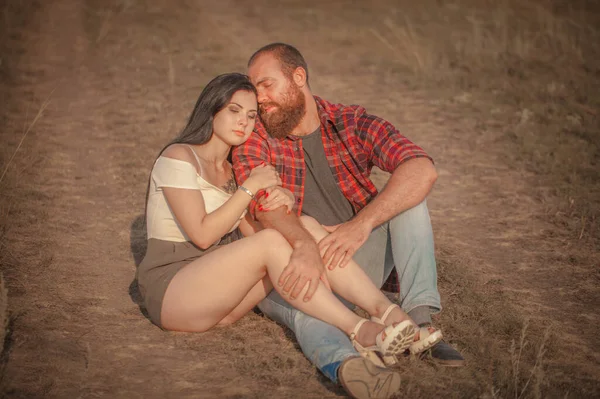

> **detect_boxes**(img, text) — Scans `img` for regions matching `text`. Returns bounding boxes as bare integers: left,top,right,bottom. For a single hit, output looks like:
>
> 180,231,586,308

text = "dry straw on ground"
0,0,598,397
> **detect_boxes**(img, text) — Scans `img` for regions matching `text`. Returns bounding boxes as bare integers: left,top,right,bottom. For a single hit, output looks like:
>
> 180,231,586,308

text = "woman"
137,73,442,365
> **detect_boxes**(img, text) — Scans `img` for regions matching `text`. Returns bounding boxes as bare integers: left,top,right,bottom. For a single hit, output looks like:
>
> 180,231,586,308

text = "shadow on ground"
129,215,148,320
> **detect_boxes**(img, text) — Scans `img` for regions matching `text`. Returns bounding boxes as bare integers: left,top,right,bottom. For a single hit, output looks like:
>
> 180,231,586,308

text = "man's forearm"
256,206,315,249
356,157,437,229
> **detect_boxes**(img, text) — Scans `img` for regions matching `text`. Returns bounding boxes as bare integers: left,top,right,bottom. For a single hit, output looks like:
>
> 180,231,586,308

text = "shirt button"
297,198,301,203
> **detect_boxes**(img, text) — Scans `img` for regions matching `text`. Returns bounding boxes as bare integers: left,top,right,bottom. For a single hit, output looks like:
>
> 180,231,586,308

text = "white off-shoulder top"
146,152,244,242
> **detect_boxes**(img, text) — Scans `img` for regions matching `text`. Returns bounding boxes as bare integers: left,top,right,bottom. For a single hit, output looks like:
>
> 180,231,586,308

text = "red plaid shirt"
232,95,431,217
232,96,432,293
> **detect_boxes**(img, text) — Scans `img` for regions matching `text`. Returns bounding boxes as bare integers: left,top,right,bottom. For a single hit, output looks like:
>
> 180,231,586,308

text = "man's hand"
319,218,372,270
278,240,330,301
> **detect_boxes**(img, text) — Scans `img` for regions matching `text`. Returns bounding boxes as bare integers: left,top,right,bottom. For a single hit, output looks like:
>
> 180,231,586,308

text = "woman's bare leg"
216,276,273,326
299,216,415,327
160,228,387,347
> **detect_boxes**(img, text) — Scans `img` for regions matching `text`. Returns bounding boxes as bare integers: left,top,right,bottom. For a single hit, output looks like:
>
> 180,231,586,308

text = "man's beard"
259,83,306,139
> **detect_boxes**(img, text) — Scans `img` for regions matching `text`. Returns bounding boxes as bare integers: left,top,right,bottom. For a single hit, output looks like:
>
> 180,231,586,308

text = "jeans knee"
390,200,433,240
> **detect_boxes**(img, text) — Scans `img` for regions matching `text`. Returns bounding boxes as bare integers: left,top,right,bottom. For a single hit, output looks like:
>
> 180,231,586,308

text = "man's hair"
248,43,309,85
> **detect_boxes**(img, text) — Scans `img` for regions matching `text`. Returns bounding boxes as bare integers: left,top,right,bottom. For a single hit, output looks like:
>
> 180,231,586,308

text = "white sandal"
348,327,386,368
371,303,401,325
371,304,417,366
350,318,415,367
373,304,444,356
409,326,443,355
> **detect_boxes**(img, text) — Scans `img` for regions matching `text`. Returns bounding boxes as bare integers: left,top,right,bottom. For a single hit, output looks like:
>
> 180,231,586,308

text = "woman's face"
212,90,258,146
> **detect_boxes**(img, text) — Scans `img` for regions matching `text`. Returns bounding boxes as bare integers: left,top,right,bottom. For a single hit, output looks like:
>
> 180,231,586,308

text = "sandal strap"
418,326,431,340
371,303,400,325
409,326,443,355
375,320,416,356
349,319,368,342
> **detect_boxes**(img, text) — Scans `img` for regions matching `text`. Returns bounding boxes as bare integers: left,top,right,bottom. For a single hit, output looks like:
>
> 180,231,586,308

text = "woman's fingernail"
259,205,264,211
287,209,291,215
265,192,269,198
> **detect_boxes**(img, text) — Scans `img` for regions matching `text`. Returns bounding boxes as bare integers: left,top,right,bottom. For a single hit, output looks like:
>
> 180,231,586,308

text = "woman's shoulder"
161,144,195,163
160,144,201,173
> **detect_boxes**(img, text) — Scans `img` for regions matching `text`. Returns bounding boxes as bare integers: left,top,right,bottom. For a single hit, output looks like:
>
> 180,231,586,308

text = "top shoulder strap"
185,145,203,175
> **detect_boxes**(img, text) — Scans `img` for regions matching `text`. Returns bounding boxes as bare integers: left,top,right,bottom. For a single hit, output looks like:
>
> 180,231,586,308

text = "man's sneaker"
338,356,402,399
420,340,465,367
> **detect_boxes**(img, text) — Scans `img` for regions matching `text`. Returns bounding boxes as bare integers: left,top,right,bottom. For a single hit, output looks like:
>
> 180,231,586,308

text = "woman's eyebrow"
230,102,257,112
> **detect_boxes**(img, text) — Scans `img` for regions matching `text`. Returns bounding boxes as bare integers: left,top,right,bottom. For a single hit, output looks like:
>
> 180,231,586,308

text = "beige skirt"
137,230,241,327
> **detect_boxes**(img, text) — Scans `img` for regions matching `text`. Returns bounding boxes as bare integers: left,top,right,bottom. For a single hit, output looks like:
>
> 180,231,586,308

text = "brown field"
0,0,598,397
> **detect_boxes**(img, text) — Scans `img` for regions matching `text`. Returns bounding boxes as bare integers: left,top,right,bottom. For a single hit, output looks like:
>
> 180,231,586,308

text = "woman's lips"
233,130,246,137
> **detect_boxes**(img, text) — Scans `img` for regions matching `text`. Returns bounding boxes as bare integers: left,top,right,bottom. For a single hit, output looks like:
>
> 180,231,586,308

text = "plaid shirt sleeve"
354,107,432,173
232,131,270,219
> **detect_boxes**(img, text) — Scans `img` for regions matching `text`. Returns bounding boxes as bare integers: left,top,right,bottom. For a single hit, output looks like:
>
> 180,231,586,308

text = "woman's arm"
238,213,262,237
161,145,279,248
164,186,254,249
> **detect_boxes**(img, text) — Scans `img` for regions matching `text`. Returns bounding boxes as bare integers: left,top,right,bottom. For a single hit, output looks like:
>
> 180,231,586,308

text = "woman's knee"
254,228,288,246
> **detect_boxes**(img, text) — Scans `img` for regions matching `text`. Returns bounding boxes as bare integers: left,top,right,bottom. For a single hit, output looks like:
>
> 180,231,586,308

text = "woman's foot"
351,320,385,348
372,303,413,329
371,303,443,364
350,319,416,360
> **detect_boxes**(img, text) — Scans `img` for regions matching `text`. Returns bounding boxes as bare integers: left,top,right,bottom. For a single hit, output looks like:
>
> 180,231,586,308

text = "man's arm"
255,206,329,301
320,110,437,269
232,133,328,301
232,133,269,218
353,157,437,228
320,157,437,268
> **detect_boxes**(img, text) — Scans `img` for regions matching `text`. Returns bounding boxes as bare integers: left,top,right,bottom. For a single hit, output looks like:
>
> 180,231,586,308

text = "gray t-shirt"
298,127,355,226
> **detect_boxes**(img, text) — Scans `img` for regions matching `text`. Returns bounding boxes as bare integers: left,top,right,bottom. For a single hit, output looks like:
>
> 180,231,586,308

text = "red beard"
259,83,306,139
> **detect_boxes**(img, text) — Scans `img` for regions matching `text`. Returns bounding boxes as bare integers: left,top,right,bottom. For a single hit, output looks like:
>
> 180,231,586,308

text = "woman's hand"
243,163,282,194
260,186,294,212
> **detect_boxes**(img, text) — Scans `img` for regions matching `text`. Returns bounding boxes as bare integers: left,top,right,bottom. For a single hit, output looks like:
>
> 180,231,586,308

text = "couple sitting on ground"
136,43,464,399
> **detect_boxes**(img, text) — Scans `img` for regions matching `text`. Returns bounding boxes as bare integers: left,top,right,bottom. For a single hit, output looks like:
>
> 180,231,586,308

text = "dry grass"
0,90,53,186
371,0,599,242
368,2,599,395
0,0,598,397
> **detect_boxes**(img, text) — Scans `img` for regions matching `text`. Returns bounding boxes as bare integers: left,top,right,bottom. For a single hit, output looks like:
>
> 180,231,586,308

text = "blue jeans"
257,200,441,383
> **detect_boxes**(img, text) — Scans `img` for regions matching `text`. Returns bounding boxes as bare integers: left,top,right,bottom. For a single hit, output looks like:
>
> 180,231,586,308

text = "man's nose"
256,90,268,104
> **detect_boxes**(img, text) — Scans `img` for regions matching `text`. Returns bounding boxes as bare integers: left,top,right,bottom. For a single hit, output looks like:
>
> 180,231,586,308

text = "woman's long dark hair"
166,72,257,149
143,73,257,221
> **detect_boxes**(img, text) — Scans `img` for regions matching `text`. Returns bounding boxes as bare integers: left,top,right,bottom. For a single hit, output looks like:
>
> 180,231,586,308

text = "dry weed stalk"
0,273,7,353
0,91,54,186
509,320,551,399
168,54,175,93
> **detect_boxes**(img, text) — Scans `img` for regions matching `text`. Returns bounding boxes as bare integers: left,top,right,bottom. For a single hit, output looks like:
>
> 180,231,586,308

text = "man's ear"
293,67,307,88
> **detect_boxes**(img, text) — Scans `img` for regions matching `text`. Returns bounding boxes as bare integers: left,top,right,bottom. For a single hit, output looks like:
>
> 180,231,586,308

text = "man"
232,43,464,399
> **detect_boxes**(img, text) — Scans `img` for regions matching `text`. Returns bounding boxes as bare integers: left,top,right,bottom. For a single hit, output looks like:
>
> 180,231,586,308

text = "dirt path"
1,0,598,398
